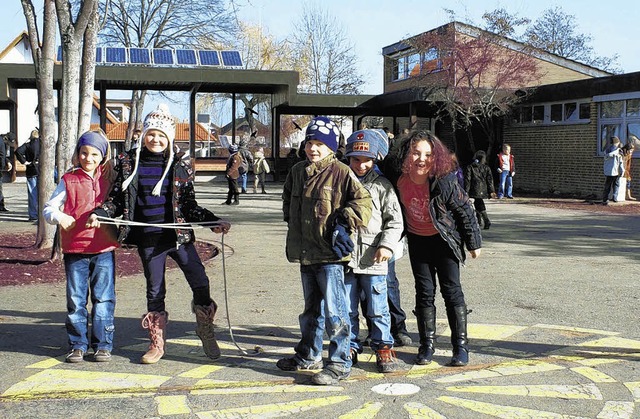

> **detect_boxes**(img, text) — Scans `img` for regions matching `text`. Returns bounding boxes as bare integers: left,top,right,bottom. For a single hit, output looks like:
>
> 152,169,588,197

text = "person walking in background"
225,144,242,205
238,137,254,194
0,132,16,212
464,150,497,229
387,130,482,367
622,136,637,201
602,136,624,205
279,116,372,385
252,148,270,194
15,129,41,220
343,128,405,373
496,143,515,199
87,104,231,364
43,130,119,363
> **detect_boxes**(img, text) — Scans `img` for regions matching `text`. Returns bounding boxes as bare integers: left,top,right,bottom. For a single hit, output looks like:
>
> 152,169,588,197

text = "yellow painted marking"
439,395,586,418
551,355,585,362
624,382,640,401
156,395,191,416
26,359,61,369
446,383,602,399
571,367,617,383
580,337,640,350
167,338,232,349
196,395,350,418
534,324,619,335
339,401,383,418
597,401,635,419
404,402,446,418
406,362,442,378
435,360,564,383
575,358,620,367
468,324,527,342
179,365,225,378
191,380,341,395
1,369,170,400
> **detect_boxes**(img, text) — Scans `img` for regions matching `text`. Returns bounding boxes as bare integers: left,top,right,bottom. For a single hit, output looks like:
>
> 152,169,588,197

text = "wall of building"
502,103,639,198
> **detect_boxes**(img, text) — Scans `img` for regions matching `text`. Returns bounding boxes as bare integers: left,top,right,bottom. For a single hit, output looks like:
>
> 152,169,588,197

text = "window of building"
596,95,640,155
512,100,591,125
391,49,442,81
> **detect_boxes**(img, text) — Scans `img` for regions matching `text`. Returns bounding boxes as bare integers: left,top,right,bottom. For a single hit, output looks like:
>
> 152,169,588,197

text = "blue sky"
2,1,639,105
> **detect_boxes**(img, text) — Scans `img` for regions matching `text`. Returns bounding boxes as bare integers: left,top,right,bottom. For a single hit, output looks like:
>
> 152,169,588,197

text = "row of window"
512,98,640,156
511,101,591,125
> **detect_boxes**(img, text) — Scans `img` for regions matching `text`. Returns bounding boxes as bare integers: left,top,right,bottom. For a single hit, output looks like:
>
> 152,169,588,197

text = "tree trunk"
125,90,146,151
77,4,100,137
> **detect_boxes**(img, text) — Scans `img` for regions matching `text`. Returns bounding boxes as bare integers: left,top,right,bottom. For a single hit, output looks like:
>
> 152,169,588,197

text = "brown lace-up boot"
193,301,221,359
140,311,168,364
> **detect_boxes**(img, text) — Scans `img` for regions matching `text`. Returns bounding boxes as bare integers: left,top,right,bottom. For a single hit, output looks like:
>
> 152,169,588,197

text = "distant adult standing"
252,149,270,194
0,132,16,212
602,136,624,205
496,144,515,199
464,150,496,229
15,129,41,220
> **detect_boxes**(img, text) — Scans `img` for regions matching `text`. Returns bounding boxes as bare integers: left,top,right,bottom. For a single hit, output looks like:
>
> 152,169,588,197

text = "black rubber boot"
481,211,491,230
447,305,469,367
0,199,7,212
414,307,436,365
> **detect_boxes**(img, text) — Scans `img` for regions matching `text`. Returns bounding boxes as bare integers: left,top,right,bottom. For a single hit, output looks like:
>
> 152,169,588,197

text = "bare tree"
524,6,621,73
411,25,543,157
100,0,237,149
20,0,58,248
481,8,530,38
56,0,99,174
198,21,296,142
291,3,365,94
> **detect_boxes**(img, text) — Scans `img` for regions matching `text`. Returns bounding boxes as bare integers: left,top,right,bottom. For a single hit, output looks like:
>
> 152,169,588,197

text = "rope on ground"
95,216,262,356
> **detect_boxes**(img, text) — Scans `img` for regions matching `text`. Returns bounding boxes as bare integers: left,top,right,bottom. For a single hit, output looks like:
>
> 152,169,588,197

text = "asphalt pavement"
1,178,640,418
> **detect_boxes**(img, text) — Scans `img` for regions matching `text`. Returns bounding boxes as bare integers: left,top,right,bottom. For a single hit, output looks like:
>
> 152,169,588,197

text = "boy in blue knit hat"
344,129,407,373
279,116,372,385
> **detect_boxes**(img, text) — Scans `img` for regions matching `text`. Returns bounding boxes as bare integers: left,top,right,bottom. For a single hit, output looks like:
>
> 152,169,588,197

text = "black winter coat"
15,138,40,177
464,161,495,199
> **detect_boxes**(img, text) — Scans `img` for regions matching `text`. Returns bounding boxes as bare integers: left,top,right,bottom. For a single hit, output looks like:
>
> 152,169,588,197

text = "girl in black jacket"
388,130,482,367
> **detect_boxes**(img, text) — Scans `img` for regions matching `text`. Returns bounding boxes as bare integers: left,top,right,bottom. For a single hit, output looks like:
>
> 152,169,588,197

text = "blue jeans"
26,176,38,219
64,252,116,352
240,172,248,191
498,171,512,198
345,271,393,352
294,263,352,373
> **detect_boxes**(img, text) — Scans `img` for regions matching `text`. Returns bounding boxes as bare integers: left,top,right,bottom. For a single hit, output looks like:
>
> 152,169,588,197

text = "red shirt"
397,174,439,237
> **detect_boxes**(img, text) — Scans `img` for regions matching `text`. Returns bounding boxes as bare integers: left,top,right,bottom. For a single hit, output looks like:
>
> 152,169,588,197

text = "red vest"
61,167,118,254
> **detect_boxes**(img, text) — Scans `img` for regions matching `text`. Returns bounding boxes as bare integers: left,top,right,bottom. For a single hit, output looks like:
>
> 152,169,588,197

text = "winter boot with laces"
140,311,168,364
375,345,406,373
193,301,221,359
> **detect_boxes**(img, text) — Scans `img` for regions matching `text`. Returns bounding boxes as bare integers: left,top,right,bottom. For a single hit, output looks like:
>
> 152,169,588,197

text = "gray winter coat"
348,169,404,275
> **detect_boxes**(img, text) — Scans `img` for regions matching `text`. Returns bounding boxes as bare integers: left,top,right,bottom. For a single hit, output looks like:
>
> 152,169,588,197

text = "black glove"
332,223,354,258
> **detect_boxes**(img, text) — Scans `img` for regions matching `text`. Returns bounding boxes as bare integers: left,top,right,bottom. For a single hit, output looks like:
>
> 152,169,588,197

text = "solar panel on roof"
198,50,220,66
175,49,197,65
95,47,102,63
105,47,127,63
129,48,150,64
153,49,174,65
57,46,63,62
220,50,243,67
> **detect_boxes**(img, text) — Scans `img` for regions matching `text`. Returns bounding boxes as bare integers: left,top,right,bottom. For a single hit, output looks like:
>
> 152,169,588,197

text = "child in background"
252,148,270,194
464,150,496,229
225,144,242,205
279,116,372,385
43,130,118,363
87,104,230,364
344,129,405,373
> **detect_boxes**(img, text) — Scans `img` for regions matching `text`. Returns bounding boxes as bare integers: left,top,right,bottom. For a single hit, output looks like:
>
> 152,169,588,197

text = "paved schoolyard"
1,179,640,418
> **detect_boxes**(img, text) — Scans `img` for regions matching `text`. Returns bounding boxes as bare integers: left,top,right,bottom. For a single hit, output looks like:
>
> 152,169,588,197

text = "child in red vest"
44,130,118,363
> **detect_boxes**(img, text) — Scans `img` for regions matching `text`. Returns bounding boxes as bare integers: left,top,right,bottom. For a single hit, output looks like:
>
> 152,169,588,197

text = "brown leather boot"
193,301,221,359
140,311,168,364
